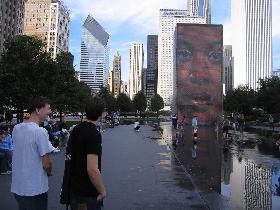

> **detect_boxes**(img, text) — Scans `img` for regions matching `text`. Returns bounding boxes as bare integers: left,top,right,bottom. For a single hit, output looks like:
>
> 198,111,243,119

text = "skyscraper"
223,45,234,94
142,68,147,95
0,0,25,56
80,15,110,92
108,69,113,93
24,0,70,59
232,0,272,89
187,0,211,23
129,43,144,99
158,9,206,106
112,51,121,98
146,35,158,102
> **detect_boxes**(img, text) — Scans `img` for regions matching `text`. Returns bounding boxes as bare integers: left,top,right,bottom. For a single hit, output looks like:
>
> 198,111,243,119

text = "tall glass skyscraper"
232,0,272,89
80,15,110,92
146,35,158,102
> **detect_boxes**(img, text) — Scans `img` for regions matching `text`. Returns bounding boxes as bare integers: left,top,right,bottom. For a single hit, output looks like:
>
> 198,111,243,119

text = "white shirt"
134,122,140,128
11,122,54,196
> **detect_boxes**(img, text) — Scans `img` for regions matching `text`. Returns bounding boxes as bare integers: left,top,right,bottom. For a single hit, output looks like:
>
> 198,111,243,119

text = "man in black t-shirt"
69,96,106,210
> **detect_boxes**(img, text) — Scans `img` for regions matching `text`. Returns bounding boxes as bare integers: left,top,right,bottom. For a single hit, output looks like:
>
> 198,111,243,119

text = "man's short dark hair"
28,96,50,114
85,96,105,121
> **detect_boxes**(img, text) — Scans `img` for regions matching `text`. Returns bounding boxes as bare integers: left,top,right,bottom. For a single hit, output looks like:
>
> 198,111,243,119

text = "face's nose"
189,51,210,85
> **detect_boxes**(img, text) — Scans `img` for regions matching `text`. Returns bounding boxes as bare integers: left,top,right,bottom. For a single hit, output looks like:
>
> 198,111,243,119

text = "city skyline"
62,0,279,82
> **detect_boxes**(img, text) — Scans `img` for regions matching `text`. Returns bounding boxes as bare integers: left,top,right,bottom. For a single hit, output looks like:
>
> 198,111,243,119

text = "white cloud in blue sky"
65,0,280,81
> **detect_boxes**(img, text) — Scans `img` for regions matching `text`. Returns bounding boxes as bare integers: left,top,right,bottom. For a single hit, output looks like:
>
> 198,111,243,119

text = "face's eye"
208,50,222,64
178,49,193,61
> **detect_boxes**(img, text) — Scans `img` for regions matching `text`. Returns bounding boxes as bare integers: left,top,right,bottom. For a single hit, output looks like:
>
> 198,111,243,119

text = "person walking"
68,96,106,210
172,114,178,129
11,96,54,210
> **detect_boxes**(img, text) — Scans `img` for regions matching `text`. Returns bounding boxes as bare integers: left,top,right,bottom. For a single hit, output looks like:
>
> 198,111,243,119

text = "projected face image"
176,25,222,125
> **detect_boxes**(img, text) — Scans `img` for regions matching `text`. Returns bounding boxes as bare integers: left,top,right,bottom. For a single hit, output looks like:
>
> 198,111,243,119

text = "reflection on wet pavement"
161,125,280,210
162,125,222,193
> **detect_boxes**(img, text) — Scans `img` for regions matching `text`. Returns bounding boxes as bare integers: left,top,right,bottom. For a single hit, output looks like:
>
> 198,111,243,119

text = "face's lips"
192,99,209,105
186,93,212,105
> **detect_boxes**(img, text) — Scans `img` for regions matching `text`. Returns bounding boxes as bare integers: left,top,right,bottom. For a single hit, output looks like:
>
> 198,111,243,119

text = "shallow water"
161,125,280,209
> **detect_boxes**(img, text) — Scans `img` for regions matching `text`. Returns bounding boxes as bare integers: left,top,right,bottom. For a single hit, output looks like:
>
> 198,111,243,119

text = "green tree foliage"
116,93,132,112
258,76,280,114
150,94,164,115
0,35,57,121
98,86,117,112
0,35,92,122
133,91,147,115
223,85,257,115
52,52,77,121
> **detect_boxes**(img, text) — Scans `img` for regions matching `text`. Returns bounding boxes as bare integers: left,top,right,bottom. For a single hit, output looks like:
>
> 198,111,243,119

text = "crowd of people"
0,96,107,210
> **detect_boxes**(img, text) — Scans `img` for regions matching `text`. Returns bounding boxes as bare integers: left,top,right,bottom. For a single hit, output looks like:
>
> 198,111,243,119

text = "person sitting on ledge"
134,119,140,132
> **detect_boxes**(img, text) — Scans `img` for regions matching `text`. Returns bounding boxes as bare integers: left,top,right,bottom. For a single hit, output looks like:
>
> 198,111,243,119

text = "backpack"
60,132,73,209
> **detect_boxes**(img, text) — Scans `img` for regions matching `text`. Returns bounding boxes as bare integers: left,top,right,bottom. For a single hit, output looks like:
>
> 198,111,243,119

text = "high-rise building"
129,43,144,99
108,69,113,93
142,68,147,95
24,0,70,59
232,0,272,89
187,0,211,23
0,0,25,56
112,51,121,98
80,15,110,93
158,9,206,106
146,35,158,102
223,45,234,94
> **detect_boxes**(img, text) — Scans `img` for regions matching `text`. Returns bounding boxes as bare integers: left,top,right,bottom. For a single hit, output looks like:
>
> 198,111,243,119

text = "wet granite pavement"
0,124,234,210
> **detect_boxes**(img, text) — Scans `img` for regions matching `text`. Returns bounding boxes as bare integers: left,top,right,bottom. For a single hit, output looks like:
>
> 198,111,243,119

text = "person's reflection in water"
172,130,180,150
192,140,198,159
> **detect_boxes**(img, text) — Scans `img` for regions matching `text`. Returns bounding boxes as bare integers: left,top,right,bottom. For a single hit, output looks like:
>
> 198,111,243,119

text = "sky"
63,0,280,82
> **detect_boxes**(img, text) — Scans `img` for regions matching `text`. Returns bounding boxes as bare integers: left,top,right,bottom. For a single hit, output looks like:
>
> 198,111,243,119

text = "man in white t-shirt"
11,96,54,210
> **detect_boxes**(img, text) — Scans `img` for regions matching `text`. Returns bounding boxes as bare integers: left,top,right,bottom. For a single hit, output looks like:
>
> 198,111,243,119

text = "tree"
98,86,117,112
116,93,132,112
52,52,77,121
258,76,280,114
133,91,147,115
150,94,164,116
0,35,57,122
223,85,257,115
69,80,92,120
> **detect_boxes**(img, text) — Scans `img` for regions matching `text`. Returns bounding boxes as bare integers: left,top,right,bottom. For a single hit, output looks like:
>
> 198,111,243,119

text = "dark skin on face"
0,133,4,141
177,25,222,125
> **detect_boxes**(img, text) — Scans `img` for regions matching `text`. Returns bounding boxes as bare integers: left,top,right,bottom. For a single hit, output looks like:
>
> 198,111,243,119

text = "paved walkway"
0,125,211,210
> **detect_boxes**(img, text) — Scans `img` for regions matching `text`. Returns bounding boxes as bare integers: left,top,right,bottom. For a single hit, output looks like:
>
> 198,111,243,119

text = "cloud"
64,0,187,34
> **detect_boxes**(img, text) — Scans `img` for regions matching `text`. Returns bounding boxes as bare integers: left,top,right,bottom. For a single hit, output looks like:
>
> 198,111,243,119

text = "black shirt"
69,121,102,197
